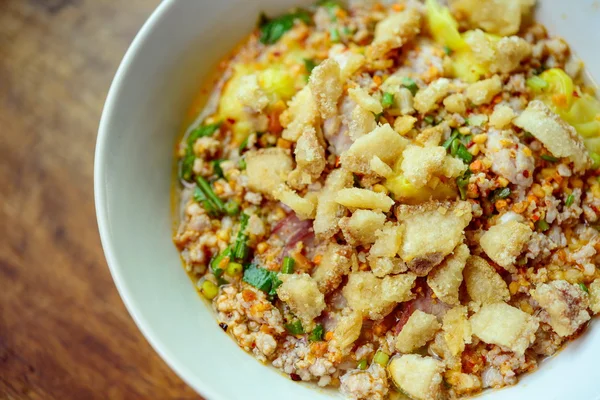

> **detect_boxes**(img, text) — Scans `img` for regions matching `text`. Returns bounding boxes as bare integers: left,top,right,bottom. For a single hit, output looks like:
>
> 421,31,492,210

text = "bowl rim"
94,1,217,398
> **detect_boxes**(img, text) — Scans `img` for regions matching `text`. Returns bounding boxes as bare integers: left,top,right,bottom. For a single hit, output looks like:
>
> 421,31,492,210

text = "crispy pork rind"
489,104,516,128
413,78,451,114
332,309,363,351
463,256,510,305
449,0,535,36
400,145,467,188
513,100,592,172
348,86,383,114
443,93,467,114
396,201,472,275
330,51,366,80
245,148,293,196
341,123,410,175
427,244,470,305
395,310,441,353
368,223,406,277
442,306,472,357
368,7,422,60
590,279,600,315
280,85,319,142
393,115,418,136
343,271,416,320
287,127,326,188
349,105,377,140
480,220,532,272
312,242,355,294
335,188,395,212
309,58,343,119
531,280,591,337
470,302,539,355
276,273,325,330
339,210,387,246
369,156,394,178
273,184,315,220
388,354,444,400
236,74,269,112
466,30,532,74
314,169,354,239
465,75,502,106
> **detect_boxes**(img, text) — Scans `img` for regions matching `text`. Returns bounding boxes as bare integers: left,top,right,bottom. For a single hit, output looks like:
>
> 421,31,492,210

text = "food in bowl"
172,0,600,398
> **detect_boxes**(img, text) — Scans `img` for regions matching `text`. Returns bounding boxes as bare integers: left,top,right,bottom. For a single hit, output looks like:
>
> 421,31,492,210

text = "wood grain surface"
0,1,199,399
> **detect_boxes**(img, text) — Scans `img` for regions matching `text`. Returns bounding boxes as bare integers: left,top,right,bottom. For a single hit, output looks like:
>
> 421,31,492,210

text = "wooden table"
0,1,198,398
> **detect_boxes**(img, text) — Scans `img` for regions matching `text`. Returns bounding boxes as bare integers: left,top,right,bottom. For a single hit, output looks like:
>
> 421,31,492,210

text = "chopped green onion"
197,176,226,213
239,136,249,152
282,256,296,274
460,134,473,146
226,262,243,276
187,122,222,148
535,219,550,232
200,280,219,300
490,187,511,202
238,158,247,170
526,75,549,92
443,130,460,150
234,238,249,261
180,152,196,182
193,186,218,215
590,152,600,170
541,154,559,162
304,58,318,75
443,45,452,55
357,359,368,370
456,170,472,201
212,159,225,179
523,131,534,140
259,10,312,45
402,77,418,96
329,27,340,42
423,115,434,125
450,138,460,156
243,264,282,296
565,194,575,207
456,145,473,163
285,320,304,335
381,92,394,109
579,282,589,293
211,247,232,278
308,324,324,342
373,350,389,366
224,200,240,216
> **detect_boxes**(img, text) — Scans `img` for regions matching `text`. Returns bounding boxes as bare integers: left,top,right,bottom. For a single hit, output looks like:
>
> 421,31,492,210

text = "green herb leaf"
308,324,324,342
579,282,589,293
285,319,304,335
443,45,452,55
541,154,559,162
565,194,575,207
535,219,550,232
381,92,394,109
455,144,473,163
259,10,311,45
402,77,418,96
193,186,218,215
224,200,240,216
303,58,318,75
196,176,226,213
243,264,282,296
423,115,434,125
238,158,247,170
282,256,295,274
180,152,196,182
317,0,341,21
490,187,511,203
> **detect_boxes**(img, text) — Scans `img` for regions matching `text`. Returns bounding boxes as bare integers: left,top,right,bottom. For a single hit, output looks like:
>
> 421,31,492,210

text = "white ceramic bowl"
95,1,600,399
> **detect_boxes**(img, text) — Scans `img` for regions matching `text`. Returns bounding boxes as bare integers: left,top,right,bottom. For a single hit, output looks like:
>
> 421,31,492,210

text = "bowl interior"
95,1,600,399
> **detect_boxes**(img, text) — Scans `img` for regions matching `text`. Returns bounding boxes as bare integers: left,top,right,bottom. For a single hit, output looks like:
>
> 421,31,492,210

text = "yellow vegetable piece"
540,68,574,109
385,175,456,204
451,50,488,83
425,0,467,51
218,64,257,144
259,66,296,101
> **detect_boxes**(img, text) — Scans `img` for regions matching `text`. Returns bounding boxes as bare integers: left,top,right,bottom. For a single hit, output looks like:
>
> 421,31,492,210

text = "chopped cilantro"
456,170,472,200
285,319,304,335
565,194,575,207
308,324,324,342
402,77,419,96
243,264,282,296
303,58,318,75
259,10,312,45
